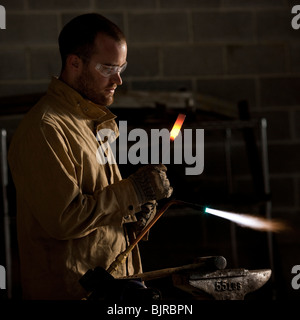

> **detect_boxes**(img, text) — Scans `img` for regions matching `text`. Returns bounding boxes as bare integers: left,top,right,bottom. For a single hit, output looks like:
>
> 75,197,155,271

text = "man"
8,13,172,300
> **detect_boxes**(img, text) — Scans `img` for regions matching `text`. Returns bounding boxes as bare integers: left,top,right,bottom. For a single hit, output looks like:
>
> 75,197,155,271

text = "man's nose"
110,72,122,85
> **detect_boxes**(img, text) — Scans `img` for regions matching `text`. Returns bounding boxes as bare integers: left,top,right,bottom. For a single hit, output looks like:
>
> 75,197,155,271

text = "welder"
8,13,172,300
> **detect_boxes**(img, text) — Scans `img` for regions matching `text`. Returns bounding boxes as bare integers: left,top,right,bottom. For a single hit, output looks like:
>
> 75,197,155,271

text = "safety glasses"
95,62,127,77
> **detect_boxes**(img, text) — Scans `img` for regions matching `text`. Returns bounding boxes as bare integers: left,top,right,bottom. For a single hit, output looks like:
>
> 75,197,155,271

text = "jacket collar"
47,77,117,124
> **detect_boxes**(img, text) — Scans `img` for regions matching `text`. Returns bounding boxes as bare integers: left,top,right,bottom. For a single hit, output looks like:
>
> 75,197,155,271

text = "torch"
106,199,287,274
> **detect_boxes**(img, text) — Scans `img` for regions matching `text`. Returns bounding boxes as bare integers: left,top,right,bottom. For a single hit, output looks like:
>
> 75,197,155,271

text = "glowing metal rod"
170,114,186,141
161,113,186,164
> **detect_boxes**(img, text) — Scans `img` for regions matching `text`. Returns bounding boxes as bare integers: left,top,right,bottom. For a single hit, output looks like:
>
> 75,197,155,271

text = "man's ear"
66,54,83,72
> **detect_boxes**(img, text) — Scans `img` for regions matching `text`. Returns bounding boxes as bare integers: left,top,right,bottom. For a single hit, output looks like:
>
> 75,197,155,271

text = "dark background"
0,0,300,301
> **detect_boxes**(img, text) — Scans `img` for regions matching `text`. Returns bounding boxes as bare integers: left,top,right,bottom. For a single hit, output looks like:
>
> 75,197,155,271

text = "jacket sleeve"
8,119,141,241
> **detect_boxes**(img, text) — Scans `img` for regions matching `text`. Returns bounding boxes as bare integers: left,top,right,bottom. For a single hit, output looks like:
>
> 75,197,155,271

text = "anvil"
172,268,272,300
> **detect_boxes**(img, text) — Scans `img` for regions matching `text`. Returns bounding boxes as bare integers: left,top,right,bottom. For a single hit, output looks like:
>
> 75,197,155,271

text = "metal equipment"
80,255,272,300
172,268,271,300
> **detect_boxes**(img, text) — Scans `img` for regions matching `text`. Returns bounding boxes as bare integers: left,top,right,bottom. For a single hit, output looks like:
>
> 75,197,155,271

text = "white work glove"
128,164,173,205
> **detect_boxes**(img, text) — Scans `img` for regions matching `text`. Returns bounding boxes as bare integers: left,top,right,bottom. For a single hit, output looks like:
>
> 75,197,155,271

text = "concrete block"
260,77,300,107
131,79,193,92
128,13,189,43
28,0,89,10
0,82,48,97
226,45,286,75
126,47,159,77
0,48,27,80
193,11,255,42
257,10,299,40
2,14,58,44
95,0,156,10
61,13,125,35
30,47,61,80
0,0,24,10
223,0,286,7
196,78,257,107
163,46,223,76
160,0,221,8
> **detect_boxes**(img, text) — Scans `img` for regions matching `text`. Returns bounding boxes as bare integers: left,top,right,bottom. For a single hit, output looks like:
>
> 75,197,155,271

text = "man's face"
75,33,127,107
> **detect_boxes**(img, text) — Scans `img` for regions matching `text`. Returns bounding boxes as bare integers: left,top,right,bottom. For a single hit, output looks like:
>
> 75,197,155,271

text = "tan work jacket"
8,77,143,300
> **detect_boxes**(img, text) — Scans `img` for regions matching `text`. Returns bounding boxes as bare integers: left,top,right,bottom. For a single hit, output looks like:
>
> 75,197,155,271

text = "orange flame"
170,114,186,141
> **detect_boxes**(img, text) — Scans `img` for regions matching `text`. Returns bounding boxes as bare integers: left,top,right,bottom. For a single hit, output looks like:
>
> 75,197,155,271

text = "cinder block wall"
0,0,299,298
1,0,299,220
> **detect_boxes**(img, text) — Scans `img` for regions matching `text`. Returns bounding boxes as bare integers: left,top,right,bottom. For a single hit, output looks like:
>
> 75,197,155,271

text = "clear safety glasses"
95,62,127,78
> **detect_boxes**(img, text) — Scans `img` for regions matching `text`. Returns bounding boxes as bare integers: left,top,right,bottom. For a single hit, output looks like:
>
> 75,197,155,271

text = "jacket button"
128,205,134,211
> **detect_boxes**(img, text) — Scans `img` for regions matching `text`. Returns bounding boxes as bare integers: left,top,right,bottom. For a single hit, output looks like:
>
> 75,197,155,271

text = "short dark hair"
58,13,126,70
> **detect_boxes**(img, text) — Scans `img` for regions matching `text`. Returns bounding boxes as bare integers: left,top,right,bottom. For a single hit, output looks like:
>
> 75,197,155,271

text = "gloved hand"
135,200,157,233
128,164,173,205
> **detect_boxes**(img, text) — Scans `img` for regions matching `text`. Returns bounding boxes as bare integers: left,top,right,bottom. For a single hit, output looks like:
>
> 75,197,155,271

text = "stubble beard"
76,70,114,107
